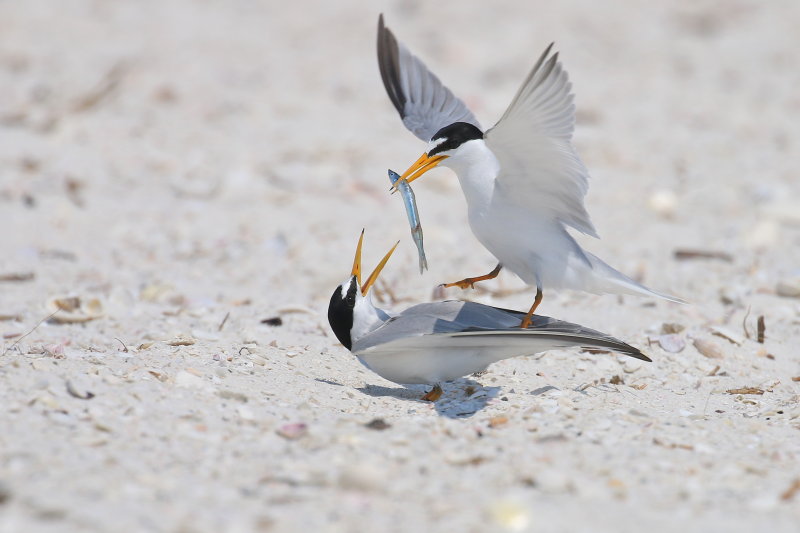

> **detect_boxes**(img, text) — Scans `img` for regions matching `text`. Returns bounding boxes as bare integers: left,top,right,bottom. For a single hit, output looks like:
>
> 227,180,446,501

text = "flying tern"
327,231,649,401
377,15,682,328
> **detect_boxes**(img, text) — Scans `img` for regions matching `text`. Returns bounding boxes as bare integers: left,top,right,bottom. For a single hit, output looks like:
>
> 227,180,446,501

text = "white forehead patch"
426,137,446,153
341,277,355,297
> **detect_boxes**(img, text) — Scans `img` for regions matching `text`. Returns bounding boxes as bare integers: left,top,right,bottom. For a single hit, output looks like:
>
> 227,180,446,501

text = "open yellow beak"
351,232,399,296
351,229,364,286
394,152,448,188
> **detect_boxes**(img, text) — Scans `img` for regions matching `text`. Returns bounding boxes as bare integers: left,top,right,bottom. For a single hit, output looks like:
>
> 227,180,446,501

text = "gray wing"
485,44,598,237
377,14,481,141
353,300,649,361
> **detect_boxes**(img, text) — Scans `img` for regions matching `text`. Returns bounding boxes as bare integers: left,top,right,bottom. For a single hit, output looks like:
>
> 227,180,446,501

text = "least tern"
377,15,681,328
328,231,649,401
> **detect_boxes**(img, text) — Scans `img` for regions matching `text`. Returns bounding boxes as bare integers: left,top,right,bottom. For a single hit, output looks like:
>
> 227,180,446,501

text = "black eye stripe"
345,282,357,305
429,122,483,155
327,279,358,350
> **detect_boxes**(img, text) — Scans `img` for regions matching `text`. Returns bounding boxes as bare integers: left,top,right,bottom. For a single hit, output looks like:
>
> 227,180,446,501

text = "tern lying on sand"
327,231,649,401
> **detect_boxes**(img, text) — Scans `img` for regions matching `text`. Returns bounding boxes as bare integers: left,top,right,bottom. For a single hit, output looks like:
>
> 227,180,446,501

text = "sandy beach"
1,1,799,531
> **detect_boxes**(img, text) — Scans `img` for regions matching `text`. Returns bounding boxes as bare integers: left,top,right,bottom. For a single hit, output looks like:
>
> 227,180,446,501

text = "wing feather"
449,330,649,361
353,301,648,361
486,45,598,237
377,15,481,141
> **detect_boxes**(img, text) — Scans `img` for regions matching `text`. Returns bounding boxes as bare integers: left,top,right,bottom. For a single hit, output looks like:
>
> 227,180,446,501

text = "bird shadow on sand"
356,378,501,419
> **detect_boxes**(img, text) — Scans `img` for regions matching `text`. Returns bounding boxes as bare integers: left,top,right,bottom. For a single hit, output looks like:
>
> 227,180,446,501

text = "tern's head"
395,122,484,187
428,122,484,157
327,231,398,350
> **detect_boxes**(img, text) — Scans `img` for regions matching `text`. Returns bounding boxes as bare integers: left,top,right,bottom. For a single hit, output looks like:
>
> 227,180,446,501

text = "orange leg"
519,287,543,329
442,263,503,290
421,383,443,402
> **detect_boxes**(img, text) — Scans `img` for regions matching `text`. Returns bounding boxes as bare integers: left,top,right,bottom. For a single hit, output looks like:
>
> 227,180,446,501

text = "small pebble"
776,279,800,298
44,344,65,358
658,334,686,353
693,338,724,359
218,390,248,402
648,190,677,218
661,323,685,334
167,335,195,347
488,499,530,531
364,418,391,430
488,415,509,428
66,380,95,400
276,423,307,440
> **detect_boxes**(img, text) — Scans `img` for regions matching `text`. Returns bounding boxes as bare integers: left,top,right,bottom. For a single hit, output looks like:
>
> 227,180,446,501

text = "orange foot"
441,263,503,290
519,287,543,329
442,278,479,290
421,383,443,402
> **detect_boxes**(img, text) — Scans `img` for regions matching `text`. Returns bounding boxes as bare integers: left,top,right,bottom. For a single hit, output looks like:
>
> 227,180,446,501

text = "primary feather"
377,14,480,142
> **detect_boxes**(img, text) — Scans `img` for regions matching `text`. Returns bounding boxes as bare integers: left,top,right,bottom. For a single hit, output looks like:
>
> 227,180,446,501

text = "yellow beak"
395,152,448,188
351,229,364,286
351,232,399,296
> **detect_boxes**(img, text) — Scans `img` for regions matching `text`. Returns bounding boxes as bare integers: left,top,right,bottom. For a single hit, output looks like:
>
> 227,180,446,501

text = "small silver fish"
388,169,428,273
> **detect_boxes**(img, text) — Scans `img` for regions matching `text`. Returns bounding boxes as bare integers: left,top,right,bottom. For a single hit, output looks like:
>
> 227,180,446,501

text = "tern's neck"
441,139,499,208
350,296,392,344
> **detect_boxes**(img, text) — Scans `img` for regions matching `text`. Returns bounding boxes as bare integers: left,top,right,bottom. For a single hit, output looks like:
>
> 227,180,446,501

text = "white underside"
444,142,678,300
355,334,580,384
356,336,553,384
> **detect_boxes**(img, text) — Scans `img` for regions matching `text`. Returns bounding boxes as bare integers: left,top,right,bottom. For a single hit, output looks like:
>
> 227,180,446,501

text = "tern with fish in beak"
377,15,683,329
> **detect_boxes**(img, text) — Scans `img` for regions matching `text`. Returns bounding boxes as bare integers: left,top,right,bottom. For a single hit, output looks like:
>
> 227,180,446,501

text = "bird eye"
344,282,358,307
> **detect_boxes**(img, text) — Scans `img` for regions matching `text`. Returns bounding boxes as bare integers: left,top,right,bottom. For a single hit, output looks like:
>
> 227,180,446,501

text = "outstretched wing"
377,14,481,142
485,44,598,238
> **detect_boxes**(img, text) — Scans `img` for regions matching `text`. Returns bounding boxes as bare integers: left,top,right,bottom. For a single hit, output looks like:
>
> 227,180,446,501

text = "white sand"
1,1,799,531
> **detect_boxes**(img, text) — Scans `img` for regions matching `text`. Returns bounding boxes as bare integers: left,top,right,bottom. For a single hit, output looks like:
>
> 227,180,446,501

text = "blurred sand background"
1,1,799,531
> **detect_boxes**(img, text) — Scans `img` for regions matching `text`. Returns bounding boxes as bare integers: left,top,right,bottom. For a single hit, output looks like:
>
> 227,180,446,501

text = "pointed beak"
351,229,365,286
393,152,448,189
361,240,399,296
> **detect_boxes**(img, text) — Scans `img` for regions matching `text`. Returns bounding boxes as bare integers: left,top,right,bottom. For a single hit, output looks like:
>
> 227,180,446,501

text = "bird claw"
421,384,443,402
442,279,476,290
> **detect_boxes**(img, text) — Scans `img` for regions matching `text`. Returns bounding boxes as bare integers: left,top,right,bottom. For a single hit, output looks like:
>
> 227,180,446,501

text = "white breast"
440,139,499,213
440,139,564,287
